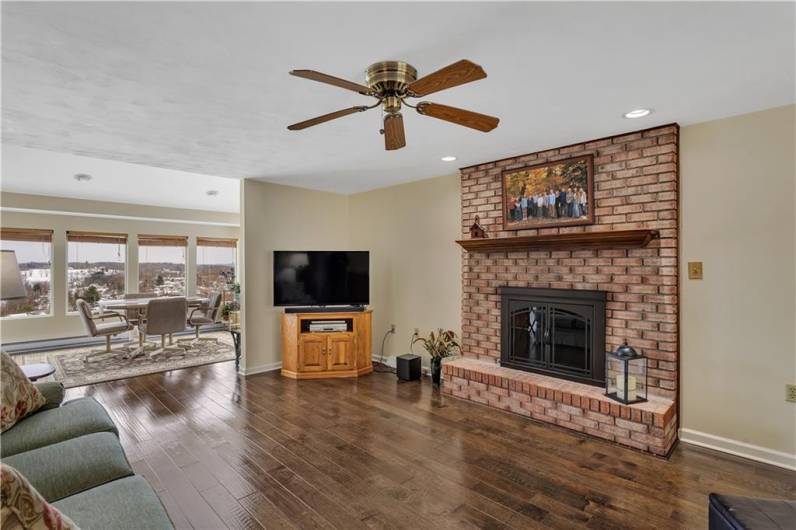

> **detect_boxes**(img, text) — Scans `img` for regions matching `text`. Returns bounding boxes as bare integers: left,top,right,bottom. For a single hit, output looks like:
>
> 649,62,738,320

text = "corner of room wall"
239,179,351,374
239,174,463,374
348,173,462,367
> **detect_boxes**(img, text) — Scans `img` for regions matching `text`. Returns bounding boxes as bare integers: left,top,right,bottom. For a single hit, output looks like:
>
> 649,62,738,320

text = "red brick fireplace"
443,124,679,456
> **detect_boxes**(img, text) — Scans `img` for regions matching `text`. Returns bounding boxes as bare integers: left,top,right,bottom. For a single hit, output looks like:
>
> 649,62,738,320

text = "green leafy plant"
220,301,239,320
412,329,460,360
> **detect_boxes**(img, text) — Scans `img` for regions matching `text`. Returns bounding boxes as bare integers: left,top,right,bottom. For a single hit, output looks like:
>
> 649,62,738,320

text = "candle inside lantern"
618,375,637,401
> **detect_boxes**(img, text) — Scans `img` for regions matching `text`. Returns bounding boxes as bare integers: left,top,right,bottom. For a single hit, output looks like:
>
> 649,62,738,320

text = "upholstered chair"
185,292,222,342
122,292,156,326
75,299,132,357
138,297,188,357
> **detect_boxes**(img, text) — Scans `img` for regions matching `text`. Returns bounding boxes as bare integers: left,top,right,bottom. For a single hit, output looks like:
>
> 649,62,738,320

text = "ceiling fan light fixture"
623,108,652,119
287,59,498,151
441,156,457,162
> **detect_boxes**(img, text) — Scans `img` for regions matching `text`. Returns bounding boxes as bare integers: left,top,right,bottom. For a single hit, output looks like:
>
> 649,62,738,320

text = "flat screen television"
273,251,369,307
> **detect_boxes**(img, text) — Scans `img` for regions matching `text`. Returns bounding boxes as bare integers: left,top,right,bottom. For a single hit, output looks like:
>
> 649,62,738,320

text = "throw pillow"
1,352,46,432
0,463,80,529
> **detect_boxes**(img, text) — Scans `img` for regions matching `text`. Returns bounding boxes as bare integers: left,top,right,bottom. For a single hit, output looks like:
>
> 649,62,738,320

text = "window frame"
137,234,189,296
0,228,54,320
196,237,238,297
65,231,129,314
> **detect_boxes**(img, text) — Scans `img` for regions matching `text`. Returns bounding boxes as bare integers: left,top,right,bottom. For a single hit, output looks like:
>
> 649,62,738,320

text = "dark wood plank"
51,360,795,529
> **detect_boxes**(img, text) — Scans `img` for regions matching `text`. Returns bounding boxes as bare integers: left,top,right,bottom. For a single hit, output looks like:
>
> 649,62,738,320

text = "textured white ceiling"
2,2,794,196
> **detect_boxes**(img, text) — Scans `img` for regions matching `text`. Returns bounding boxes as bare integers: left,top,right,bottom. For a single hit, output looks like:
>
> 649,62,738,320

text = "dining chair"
183,292,222,343
123,292,156,326
137,297,188,357
76,299,133,359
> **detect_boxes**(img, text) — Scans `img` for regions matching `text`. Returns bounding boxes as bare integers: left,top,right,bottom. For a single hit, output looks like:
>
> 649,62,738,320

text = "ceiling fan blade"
407,60,487,97
287,106,369,130
416,102,499,132
290,69,373,95
383,113,406,151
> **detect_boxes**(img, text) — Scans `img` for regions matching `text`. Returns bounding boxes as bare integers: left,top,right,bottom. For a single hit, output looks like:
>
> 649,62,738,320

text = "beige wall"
0,193,239,343
233,106,796,468
680,105,796,463
239,175,462,373
239,180,350,372
349,174,462,367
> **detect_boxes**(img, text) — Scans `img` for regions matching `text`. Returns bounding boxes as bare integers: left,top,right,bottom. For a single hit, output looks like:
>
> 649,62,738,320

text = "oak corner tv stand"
280,309,372,380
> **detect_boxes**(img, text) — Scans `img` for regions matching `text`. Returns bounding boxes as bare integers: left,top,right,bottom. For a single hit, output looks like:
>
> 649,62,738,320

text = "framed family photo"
501,154,595,230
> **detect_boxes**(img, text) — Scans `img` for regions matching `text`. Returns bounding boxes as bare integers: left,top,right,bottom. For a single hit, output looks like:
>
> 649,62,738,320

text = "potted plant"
412,329,460,386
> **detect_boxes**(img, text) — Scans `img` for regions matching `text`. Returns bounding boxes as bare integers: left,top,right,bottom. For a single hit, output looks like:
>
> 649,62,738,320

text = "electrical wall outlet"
389,324,396,334
787,384,796,403
413,328,420,336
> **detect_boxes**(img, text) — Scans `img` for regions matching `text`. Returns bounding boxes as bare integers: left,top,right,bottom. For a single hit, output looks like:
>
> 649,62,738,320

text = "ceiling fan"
287,59,499,151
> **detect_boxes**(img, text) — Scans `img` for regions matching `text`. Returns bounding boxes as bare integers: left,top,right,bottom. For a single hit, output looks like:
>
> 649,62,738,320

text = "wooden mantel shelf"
456,229,659,253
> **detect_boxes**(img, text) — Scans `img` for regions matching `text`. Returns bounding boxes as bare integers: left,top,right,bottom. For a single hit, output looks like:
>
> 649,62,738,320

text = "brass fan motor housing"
365,61,417,96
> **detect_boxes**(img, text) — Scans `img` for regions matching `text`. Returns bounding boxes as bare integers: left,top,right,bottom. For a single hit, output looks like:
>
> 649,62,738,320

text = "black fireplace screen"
501,287,606,386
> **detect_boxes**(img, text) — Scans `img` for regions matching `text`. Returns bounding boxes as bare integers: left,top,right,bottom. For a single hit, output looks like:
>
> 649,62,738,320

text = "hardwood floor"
61,361,794,529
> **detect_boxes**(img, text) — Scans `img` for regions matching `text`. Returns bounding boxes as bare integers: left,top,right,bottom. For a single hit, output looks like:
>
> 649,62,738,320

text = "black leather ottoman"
709,493,796,529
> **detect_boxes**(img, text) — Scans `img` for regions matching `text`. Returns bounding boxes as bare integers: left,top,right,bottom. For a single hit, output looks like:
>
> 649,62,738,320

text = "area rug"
48,331,236,388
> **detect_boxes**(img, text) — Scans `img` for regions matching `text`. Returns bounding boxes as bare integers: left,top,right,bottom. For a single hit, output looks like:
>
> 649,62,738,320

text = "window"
138,235,187,296
0,228,53,318
196,237,237,297
67,231,127,311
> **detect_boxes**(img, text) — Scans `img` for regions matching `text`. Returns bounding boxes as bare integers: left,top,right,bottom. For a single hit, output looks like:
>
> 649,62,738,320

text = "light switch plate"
688,261,703,280
787,384,796,403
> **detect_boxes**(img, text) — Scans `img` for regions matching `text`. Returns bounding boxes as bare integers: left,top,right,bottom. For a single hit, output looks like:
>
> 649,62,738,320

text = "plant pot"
431,357,442,386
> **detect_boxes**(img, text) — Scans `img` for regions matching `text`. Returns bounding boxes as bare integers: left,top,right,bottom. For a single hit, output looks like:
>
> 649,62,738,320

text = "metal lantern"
605,342,647,405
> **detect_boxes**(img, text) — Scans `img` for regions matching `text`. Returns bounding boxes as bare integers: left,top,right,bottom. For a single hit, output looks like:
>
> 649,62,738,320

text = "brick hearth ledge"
442,357,677,456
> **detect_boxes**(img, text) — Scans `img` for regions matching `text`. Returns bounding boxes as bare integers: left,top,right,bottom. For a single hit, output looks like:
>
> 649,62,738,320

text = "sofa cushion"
0,463,80,530
53,476,173,530
34,382,65,411
4,432,133,502
1,352,46,433
0,397,117,458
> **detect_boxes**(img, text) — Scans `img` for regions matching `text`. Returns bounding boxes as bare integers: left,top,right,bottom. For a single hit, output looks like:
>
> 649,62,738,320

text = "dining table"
98,296,209,344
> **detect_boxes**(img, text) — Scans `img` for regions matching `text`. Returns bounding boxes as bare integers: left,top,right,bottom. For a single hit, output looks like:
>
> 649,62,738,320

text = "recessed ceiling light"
441,156,457,162
206,190,219,196
623,108,652,119
73,173,92,182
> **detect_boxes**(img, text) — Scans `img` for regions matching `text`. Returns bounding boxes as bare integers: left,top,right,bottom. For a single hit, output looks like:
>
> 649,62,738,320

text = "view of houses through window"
0,228,53,317
138,235,187,296
196,237,237,297
2,230,236,318
67,232,126,311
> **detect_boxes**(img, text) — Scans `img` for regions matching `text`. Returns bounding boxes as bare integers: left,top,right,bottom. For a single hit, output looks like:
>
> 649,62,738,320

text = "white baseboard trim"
239,361,282,376
373,355,397,368
679,428,796,471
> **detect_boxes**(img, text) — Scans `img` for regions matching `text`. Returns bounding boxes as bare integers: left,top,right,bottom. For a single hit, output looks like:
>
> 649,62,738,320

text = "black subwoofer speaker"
396,354,421,381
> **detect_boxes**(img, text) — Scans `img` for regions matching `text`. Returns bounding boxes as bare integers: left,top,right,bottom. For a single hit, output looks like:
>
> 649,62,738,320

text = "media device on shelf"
274,251,369,312
308,320,348,332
